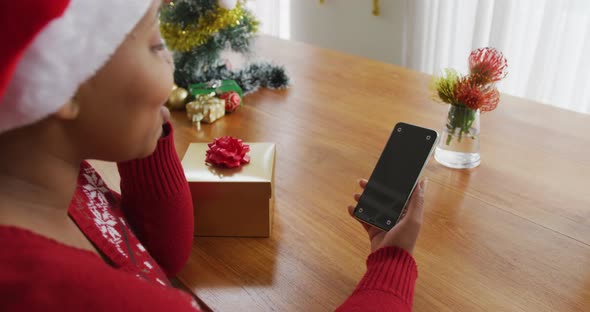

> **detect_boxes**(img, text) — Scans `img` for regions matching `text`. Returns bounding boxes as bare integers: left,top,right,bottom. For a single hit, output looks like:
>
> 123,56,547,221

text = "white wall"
250,0,590,113
289,0,406,66
246,0,291,39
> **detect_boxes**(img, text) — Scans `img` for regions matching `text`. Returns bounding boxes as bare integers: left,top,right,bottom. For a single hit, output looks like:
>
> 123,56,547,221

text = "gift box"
181,143,276,237
189,79,243,98
185,95,225,124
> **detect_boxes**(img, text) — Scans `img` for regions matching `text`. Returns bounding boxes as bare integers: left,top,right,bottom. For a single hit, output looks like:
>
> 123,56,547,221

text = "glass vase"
434,104,481,169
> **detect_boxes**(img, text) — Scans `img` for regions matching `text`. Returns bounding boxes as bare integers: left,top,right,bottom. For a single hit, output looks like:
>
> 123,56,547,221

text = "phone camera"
358,208,364,213
397,128,402,133
426,135,431,140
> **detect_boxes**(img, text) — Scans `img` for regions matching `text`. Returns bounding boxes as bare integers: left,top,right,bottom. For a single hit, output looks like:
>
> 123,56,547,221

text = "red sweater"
0,124,417,311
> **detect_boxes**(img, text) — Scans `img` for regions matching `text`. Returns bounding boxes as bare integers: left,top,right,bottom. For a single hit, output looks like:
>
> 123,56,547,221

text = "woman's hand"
347,178,427,254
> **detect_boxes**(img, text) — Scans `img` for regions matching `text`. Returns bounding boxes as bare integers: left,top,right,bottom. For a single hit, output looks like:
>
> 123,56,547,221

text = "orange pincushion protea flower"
455,77,500,112
468,47,508,85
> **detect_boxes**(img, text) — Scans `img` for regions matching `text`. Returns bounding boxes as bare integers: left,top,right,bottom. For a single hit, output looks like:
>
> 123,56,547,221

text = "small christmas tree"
160,0,289,94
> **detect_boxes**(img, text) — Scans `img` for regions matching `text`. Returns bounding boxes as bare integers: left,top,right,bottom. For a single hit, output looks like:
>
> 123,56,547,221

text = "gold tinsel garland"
160,1,259,52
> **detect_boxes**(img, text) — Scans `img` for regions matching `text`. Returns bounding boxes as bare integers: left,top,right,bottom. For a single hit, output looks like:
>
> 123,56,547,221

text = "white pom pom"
218,0,238,9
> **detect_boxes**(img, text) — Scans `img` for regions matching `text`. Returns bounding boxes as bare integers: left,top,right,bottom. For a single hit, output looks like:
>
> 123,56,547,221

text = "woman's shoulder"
0,225,198,311
0,225,106,308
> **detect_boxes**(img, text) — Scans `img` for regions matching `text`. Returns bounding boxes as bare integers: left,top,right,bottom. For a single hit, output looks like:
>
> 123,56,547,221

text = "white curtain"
402,0,590,114
245,0,291,39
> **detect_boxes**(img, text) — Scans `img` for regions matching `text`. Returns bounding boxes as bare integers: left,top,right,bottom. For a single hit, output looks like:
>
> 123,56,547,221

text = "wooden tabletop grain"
92,36,590,311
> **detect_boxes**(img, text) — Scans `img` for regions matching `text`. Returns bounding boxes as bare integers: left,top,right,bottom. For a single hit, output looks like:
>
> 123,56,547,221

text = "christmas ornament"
205,136,250,168
219,91,241,113
186,94,226,130
167,86,189,110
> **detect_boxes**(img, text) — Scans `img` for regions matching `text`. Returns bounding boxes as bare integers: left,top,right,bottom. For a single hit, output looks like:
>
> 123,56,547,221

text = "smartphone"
353,122,438,231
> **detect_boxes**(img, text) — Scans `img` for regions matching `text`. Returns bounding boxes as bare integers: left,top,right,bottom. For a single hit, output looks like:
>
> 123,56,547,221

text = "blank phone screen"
355,123,436,230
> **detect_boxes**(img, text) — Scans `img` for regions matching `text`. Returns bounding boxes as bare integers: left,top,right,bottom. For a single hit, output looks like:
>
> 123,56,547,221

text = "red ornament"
205,136,250,168
468,47,508,85
219,91,241,113
455,77,500,112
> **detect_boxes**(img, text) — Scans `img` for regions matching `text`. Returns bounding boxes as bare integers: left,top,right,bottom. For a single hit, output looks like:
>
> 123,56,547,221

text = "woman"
0,1,426,311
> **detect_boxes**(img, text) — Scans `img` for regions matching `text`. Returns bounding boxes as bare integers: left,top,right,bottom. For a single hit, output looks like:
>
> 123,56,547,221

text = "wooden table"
93,36,590,311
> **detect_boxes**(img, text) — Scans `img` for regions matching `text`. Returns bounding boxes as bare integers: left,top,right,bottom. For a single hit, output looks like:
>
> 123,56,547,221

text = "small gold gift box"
186,95,225,124
181,143,276,237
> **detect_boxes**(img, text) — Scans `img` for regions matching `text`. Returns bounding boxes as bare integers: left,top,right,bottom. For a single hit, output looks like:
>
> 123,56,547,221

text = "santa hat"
0,0,152,134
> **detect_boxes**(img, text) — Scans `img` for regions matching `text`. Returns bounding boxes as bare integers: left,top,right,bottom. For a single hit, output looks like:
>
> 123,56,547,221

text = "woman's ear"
53,99,80,120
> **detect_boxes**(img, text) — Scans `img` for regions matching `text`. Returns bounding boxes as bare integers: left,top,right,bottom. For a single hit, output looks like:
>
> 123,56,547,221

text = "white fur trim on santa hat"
0,0,152,134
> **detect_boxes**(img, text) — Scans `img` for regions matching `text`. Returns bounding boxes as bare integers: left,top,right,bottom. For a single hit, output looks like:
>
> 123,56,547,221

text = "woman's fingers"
358,179,368,189
347,205,355,216
402,179,427,224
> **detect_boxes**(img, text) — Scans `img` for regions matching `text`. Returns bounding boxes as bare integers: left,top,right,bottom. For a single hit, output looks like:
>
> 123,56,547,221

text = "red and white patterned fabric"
69,161,171,287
